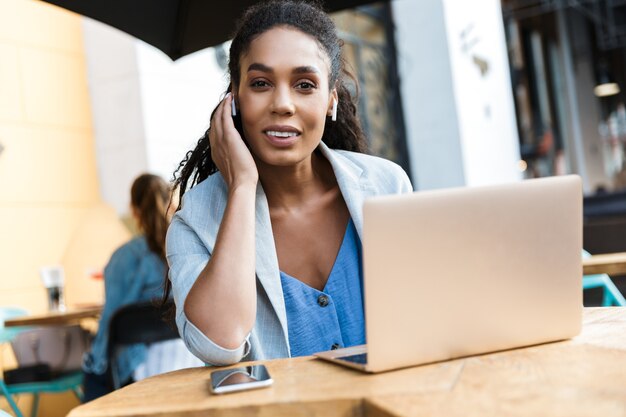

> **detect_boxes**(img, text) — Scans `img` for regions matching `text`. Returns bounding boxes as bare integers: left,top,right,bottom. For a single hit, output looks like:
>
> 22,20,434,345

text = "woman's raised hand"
187,93,258,350
209,93,258,189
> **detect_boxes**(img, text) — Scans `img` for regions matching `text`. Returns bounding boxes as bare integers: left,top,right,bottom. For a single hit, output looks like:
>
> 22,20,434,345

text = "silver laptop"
315,175,582,373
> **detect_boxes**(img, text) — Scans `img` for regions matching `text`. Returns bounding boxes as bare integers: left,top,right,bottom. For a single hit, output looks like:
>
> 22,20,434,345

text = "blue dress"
280,219,366,357
82,236,165,382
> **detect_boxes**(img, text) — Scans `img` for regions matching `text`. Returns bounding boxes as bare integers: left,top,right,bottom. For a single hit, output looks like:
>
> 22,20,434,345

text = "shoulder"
328,148,413,193
167,174,227,251
104,237,148,281
333,150,406,177
110,236,148,261
177,174,228,219
105,237,164,289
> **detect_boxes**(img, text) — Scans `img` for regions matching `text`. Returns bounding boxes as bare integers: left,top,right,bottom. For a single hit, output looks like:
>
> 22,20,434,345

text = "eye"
295,81,317,91
250,79,270,88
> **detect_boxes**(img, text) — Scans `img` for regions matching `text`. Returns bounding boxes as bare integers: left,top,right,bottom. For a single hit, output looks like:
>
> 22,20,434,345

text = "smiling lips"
265,130,298,138
263,126,301,147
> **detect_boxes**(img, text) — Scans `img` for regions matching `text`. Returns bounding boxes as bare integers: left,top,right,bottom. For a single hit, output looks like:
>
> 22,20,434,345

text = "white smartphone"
209,364,273,394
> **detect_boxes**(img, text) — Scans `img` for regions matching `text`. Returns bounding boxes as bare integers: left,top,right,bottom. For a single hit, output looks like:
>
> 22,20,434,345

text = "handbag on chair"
9,324,91,376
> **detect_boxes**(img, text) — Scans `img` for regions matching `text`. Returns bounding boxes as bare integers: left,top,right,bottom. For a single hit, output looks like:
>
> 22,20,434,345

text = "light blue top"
166,142,413,366
82,236,165,382
281,218,365,357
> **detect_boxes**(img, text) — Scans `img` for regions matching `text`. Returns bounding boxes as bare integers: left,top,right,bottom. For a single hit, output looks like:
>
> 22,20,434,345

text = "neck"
257,149,336,210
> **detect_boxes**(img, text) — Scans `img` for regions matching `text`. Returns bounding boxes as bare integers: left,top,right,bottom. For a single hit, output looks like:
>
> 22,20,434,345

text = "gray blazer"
166,142,413,365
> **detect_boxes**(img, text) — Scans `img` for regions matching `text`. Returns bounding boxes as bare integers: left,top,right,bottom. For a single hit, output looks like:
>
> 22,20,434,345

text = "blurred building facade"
502,0,626,193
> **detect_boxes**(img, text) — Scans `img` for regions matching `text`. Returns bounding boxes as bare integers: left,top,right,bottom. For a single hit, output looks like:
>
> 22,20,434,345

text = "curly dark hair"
172,0,368,202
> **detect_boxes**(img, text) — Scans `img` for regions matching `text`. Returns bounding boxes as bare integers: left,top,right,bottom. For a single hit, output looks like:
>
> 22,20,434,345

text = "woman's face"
235,26,336,168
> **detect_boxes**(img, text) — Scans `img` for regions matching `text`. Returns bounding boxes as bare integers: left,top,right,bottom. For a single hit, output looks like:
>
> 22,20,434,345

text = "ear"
327,88,338,116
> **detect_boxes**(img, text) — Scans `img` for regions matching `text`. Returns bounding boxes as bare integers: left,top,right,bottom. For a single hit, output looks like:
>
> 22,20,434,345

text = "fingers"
207,92,258,188
224,92,233,118
211,95,226,145
211,93,237,146
221,93,236,134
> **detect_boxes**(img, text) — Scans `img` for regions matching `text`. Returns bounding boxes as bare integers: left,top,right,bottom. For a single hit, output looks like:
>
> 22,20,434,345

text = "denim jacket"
82,236,165,382
166,142,413,366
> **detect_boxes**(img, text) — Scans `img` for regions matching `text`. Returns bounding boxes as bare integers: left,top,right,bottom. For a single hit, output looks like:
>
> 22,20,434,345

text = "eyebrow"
247,63,321,75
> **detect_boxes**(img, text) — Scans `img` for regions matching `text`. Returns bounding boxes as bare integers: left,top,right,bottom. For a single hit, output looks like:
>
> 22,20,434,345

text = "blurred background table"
67,307,626,417
4,305,102,328
583,252,626,276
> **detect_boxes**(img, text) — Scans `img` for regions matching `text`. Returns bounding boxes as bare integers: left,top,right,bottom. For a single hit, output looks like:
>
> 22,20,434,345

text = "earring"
231,96,237,116
331,98,338,122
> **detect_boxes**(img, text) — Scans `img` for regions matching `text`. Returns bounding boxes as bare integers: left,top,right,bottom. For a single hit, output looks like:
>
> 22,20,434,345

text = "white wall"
136,43,227,183
393,0,521,189
82,18,146,215
442,0,521,186
82,18,226,215
392,0,465,190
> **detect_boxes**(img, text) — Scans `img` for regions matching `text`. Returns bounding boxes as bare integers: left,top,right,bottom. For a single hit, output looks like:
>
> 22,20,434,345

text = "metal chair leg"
0,382,24,417
30,393,39,417
72,385,83,402
583,274,626,306
602,277,626,306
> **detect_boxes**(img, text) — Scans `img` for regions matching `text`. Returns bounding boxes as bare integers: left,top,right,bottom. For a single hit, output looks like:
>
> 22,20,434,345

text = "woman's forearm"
183,183,257,349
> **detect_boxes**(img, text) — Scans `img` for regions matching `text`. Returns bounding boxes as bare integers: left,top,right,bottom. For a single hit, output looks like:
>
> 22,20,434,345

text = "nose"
271,85,295,116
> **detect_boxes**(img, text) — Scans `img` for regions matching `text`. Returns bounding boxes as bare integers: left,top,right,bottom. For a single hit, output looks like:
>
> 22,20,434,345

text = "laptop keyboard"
337,353,368,365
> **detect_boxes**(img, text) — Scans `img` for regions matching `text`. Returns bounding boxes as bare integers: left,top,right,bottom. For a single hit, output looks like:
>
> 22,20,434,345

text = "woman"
82,173,170,401
166,0,412,366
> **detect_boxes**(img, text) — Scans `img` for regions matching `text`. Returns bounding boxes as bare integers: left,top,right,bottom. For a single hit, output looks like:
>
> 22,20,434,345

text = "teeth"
266,131,298,138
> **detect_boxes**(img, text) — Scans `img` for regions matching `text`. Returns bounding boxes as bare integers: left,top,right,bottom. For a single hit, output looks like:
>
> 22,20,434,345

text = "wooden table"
68,307,626,417
4,305,102,327
583,252,626,276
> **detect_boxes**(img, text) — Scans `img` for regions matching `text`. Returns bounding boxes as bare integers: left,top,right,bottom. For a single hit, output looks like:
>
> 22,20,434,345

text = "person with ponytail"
82,173,172,401
166,0,412,366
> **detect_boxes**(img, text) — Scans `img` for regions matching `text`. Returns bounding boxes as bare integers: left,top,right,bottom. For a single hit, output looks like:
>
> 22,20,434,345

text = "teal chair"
582,251,626,306
0,307,83,417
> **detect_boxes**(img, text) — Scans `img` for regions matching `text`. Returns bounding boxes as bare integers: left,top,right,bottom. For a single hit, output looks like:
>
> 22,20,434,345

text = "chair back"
1,307,84,417
107,300,179,388
582,250,626,306
108,301,178,348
